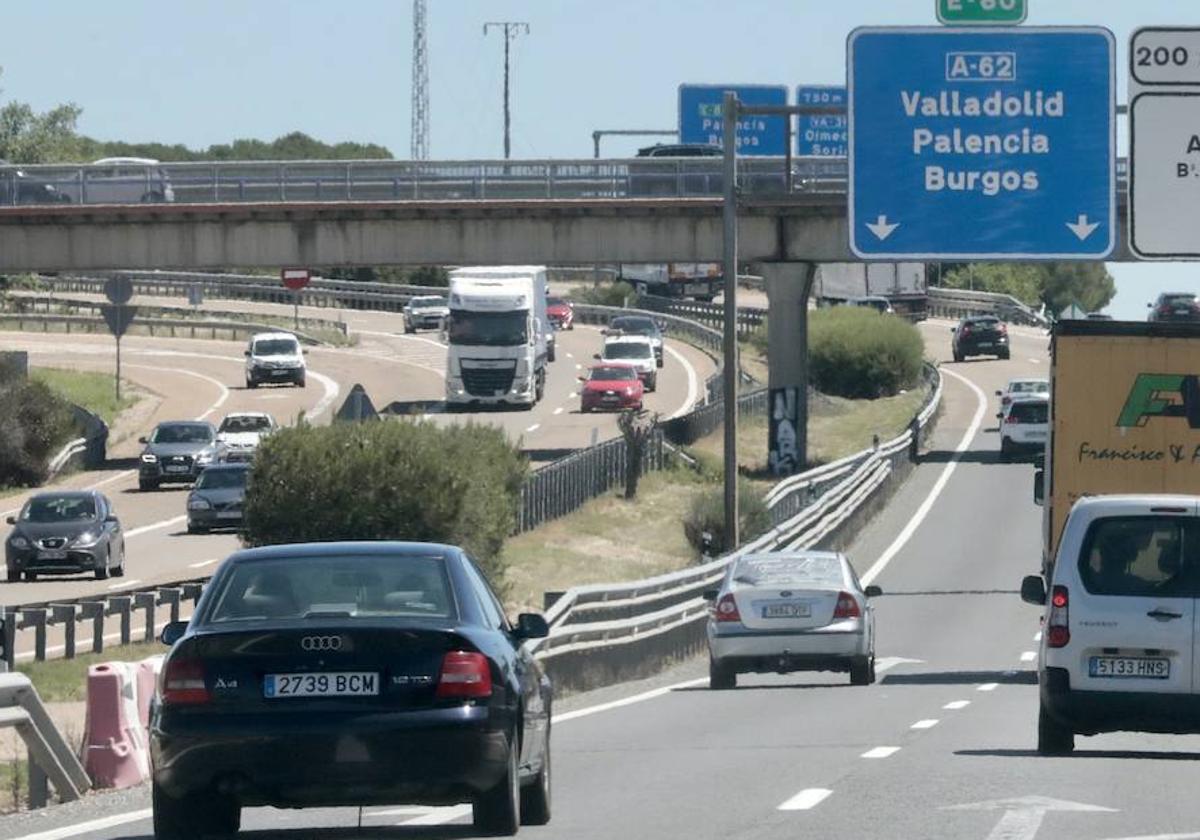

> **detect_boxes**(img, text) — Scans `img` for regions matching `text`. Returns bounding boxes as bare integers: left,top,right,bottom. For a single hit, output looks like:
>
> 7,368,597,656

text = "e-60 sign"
937,0,1027,25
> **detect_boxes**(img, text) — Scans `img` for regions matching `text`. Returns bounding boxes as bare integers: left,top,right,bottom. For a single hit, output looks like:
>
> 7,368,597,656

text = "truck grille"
461,362,517,396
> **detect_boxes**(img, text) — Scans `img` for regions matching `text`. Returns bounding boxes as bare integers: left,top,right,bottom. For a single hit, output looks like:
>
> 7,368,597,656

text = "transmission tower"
411,0,430,160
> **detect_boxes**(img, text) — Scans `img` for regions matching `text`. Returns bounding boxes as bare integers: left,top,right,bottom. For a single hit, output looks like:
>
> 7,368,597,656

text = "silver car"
705,550,880,689
403,295,449,333
56,157,175,204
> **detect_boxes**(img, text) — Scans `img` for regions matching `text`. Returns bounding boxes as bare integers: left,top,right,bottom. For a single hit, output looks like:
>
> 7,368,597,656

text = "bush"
682,480,771,556
242,420,527,583
809,307,923,398
574,281,635,308
0,374,75,487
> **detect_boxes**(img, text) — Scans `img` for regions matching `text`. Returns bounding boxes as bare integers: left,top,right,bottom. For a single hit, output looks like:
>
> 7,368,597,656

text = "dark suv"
1148,292,1200,323
951,316,1010,362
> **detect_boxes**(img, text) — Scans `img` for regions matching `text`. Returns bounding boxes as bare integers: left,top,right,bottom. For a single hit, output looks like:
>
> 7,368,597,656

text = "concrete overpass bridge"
0,157,1133,271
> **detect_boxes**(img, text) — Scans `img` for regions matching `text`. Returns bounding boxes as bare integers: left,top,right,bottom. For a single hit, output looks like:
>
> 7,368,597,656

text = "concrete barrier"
81,662,150,789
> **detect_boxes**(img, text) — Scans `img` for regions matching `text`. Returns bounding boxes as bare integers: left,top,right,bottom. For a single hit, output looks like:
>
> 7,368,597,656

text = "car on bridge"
999,394,1048,462
0,160,71,205
605,315,664,367
597,335,657,391
48,157,176,204
578,363,644,412
403,294,449,333
139,421,220,491
150,541,552,838
186,463,250,534
215,411,277,463
705,550,880,689
5,490,125,581
951,315,1010,362
1147,292,1200,323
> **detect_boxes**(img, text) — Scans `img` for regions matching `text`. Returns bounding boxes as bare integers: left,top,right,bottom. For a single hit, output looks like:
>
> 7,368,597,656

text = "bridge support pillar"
762,262,816,477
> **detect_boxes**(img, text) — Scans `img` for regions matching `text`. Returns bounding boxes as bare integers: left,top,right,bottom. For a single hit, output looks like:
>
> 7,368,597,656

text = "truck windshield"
448,310,528,346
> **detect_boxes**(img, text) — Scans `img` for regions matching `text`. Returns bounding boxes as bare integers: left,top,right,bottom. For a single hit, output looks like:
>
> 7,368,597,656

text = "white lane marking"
569,391,577,399
1020,651,1038,662
125,363,229,421
399,804,473,826
566,352,574,359
188,558,220,569
575,363,582,371
525,423,541,433
1034,631,1042,642
861,366,988,586
6,809,154,840
944,700,971,710
861,746,900,759
664,343,699,420
369,807,429,817
552,677,708,724
305,368,341,421
553,407,564,415
778,788,833,812
106,579,142,591
911,719,939,730
978,683,999,692
1028,358,1041,364
125,514,187,539
875,656,923,673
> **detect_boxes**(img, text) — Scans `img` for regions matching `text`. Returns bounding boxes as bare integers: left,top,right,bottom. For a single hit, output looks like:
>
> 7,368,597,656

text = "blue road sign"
848,27,1115,260
678,85,788,156
796,85,847,157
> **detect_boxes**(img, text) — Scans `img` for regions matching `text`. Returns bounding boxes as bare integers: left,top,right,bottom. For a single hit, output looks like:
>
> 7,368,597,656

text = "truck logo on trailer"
1117,374,1200,428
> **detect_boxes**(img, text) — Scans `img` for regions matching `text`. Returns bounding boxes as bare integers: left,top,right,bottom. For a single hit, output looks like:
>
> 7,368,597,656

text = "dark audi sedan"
5,491,126,581
151,542,552,839
951,315,1010,362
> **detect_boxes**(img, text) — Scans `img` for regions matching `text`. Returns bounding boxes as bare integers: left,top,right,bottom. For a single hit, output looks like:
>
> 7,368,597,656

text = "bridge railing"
927,287,1049,327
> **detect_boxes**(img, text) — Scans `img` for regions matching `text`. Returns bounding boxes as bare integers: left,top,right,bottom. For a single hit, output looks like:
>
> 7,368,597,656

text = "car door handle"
1147,609,1184,620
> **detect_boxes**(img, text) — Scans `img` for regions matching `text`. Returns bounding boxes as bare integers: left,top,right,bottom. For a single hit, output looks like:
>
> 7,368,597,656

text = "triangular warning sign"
334,383,379,422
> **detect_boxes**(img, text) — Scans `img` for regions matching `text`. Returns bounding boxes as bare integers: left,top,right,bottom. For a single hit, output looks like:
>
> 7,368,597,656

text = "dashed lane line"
525,423,541,433
861,746,900,759
1020,651,1038,662
911,719,939,730
778,788,833,812
664,343,700,420
943,700,971,710
978,683,999,692
106,579,142,591
188,558,221,569
554,407,564,415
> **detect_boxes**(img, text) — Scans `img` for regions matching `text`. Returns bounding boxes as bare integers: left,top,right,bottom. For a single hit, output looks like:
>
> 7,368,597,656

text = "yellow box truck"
1041,320,1200,572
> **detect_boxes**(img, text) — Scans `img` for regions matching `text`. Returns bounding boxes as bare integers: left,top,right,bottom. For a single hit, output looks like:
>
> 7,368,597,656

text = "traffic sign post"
937,0,1027,25
795,86,847,156
281,268,310,330
678,85,788,155
1128,28,1200,259
102,277,136,401
848,27,1116,260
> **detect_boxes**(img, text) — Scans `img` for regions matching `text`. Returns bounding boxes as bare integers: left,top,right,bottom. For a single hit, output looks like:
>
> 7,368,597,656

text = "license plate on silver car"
763,603,810,619
263,672,379,698
1089,656,1169,679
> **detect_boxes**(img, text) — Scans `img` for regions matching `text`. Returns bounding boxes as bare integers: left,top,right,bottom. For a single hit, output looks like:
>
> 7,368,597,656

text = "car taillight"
1006,414,1020,424
1047,585,1070,648
714,593,741,623
1002,396,1011,406
1160,305,1173,315
960,326,971,335
833,591,861,619
160,658,210,705
435,651,493,699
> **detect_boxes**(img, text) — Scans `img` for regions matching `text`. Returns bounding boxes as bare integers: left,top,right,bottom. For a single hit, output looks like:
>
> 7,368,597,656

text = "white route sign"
1129,27,1200,259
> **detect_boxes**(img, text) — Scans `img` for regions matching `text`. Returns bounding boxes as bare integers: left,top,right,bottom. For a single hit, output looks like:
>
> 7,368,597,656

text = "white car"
244,332,307,388
1023,495,1200,754
705,551,880,689
999,394,1048,461
996,377,1049,411
215,412,277,463
55,157,175,204
597,336,657,392
402,295,449,334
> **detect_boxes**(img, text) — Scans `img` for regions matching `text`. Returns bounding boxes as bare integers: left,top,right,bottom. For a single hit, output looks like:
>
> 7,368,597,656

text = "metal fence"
634,294,766,337
927,287,1049,327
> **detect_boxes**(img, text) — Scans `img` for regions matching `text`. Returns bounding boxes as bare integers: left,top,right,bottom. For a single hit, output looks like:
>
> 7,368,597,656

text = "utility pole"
411,0,430,160
483,21,529,159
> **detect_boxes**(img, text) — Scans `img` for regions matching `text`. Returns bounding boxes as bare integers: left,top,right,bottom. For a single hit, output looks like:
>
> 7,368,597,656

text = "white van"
244,332,306,388
1023,495,1200,754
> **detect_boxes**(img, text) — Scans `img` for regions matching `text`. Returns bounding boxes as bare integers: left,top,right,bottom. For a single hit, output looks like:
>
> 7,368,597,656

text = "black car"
0,160,71,206
151,541,552,839
951,315,1010,361
1148,292,1200,322
607,315,665,367
186,464,250,533
4,491,125,581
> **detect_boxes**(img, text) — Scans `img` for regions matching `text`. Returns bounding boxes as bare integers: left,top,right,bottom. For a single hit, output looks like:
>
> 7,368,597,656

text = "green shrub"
809,307,923,398
575,281,635,308
0,376,74,487
242,420,527,583
682,480,771,556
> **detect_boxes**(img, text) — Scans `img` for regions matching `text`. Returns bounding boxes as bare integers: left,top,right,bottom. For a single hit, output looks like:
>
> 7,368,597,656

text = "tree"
1040,263,1116,315
941,262,1115,315
0,70,82,164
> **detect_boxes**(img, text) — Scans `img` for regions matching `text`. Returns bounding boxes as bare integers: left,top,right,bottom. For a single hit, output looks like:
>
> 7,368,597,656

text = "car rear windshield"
968,318,1001,329
1079,516,1200,597
195,469,248,490
604,342,651,360
411,296,446,307
22,496,95,522
152,424,213,444
591,366,637,381
733,555,844,588
1009,402,1048,423
206,555,455,622
253,339,299,356
219,415,271,433
1009,381,1048,394
1161,294,1196,305
612,317,655,333
547,297,567,307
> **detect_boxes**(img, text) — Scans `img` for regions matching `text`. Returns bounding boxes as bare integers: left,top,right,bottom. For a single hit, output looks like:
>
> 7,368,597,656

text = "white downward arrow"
1066,214,1100,241
944,795,1117,840
866,214,900,241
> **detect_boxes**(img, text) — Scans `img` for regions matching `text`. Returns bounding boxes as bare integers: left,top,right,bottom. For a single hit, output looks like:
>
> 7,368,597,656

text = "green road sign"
937,0,1027,25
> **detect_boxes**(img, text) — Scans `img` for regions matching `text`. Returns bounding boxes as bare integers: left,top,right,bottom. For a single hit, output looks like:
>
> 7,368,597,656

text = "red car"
579,363,644,412
546,296,574,330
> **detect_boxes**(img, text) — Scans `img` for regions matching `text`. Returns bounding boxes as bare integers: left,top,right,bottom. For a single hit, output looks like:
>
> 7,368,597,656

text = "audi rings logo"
300,635,344,652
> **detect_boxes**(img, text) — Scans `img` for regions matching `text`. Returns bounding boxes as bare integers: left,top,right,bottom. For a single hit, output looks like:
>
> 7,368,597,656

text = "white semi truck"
444,266,549,409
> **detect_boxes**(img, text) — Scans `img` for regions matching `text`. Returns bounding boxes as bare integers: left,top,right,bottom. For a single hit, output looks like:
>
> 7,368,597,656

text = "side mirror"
138,436,148,444
160,621,188,646
1020,575,1047,606
702,589,719,601
995,390,1002,397
864,585,883,598
5,516,14,525
243,350,250,356
950,326,956,332
593,353,602,361
996,412,1003,420
513,613,549,640
577,375,587,382
104,514,118,523
1033,469,1045,506
1147,302,1153,308
302,349,309,355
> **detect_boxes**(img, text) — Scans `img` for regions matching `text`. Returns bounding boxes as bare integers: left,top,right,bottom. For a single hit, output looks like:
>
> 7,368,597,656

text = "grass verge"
30,368,136,427
17,641,165,703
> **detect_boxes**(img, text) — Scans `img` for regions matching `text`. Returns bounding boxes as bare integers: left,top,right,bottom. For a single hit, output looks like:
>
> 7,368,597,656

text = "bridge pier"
761,262,816,477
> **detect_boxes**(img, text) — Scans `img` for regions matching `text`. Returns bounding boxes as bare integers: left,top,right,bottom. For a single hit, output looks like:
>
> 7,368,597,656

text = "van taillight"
1047,585,1070,648
1005,414,1020,424
161,658,210,705
833,591,861,619
435,651,493,699
714,593,742,623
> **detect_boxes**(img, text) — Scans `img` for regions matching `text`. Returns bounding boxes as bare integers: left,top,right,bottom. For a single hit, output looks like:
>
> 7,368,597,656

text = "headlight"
8,536,29,550
624,386,635,395
72,530,101,548
188,498,212,511
197,452,214,465
141,453,157,463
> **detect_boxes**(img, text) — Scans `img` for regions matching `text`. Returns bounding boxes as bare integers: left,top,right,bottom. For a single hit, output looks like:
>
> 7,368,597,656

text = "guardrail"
633,294,766,337
46,437,86,480
927,287,1048,327
0,312,328,345
0,673,90,808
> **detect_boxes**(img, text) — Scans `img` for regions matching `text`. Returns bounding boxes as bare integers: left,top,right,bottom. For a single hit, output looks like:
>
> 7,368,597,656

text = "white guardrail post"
0,673,90,806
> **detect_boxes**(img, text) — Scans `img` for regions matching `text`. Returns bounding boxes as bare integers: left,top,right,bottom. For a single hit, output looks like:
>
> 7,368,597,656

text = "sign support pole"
114,329,121,403
722,91,740,550
293,289,300,331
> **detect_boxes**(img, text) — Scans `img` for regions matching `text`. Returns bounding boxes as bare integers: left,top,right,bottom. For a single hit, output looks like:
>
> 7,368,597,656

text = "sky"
2,0,1199,318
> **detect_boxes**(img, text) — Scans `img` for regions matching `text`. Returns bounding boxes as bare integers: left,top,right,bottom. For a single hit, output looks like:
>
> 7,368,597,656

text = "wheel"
139,478,158,492
404,323,415,334
520,738,551,826
1000,438,1013,462
187,524,207,535
953,351,963,363
153,782,239,840
245,376,258,389
6,570,18,583
535,372,545,402
999,350,1011,360
112,547,126,577
94,551,109,581
23,572,37,582
656,357,664,368
709,656,736,690
296,376,306,388
474,735,520,835
548,344,557,363
646,375,657,393
1037,704,1075,755
850,655,874,686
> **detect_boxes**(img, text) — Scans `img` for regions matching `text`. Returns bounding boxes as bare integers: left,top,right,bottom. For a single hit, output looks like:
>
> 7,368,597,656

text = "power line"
411,0,430,160
483,21,529,160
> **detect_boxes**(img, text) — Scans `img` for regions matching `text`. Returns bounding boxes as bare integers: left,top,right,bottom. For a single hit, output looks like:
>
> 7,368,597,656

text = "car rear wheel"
245,376,258,389
139,478,158,492
1000,437,1013,462
94,550,109,581
1037,704,1075,755
999,350,1011,360
952,350,964,363
850,655,874,686
22,572,37,582
296,376,306,388
153,782,239,840
5,570,17,583
520,738,551,826
709,657,736,690
646,375,657,393
474,734,520,836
